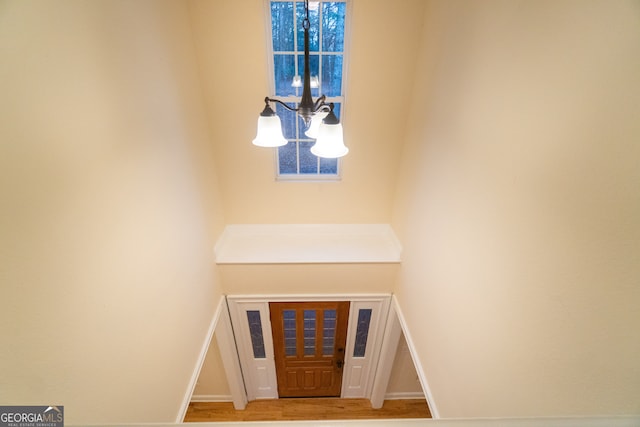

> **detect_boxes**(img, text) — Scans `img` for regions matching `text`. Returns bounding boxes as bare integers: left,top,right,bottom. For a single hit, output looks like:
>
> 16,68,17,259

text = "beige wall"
219,263,398,295
392,0,640,418
192,331,232,398
386,334,423,397
0,1,225,423
4,0,639,422
188,0,426,224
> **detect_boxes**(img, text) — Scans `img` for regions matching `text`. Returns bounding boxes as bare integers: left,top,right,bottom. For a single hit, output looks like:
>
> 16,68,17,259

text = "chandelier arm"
266,97,299,113
312,95,328,111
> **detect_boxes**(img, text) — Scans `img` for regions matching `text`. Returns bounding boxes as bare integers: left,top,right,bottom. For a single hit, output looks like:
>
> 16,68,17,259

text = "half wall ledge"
214,224,402,264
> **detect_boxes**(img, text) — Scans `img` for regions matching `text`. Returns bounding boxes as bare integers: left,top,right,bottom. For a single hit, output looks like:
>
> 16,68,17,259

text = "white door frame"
178,297,247,422
227,298,279,400
215,299,249,409
371,295,440,418
226,293,391,401
369,299,403,408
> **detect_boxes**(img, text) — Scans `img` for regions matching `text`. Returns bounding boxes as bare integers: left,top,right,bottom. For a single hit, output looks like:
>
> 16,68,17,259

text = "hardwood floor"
184,398,431,422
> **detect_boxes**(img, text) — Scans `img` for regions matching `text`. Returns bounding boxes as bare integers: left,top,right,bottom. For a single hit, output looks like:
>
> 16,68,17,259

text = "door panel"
270,301,350,397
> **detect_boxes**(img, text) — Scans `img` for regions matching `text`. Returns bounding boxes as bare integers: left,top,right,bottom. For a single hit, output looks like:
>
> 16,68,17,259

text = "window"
283,309,297,356
268,0,348,179
353,308,372,357
303,309,316,355
247,310,266,359
322,309,337,355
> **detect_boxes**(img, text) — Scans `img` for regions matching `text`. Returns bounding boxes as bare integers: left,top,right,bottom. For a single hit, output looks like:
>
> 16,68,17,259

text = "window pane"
276,103,297,139
271,2,294,51
299,141,318,174
297,1,320,52
353,309,372,357
319,157,338,174
297,54,320,98
304,309,316,356
322,2,346,52
322,309,337,355
278,141,298,174
283,310,297,356
274,54,296,96
247,311,266,359
321,54,343,97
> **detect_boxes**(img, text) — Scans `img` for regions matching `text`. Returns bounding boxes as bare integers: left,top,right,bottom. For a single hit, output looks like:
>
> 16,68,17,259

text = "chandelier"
252,0,348,158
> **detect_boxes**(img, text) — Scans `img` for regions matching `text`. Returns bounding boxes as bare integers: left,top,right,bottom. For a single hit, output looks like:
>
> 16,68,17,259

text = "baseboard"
190,394,233,402
176,296,226,423
391,295,440,418
384,392,425,400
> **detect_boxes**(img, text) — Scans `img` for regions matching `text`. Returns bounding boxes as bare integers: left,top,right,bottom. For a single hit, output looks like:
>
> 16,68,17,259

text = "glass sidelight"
353,308,372,357
247,310,266,359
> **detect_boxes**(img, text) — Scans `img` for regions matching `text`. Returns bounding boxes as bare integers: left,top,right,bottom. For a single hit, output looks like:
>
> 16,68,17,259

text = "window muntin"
268,1,347,179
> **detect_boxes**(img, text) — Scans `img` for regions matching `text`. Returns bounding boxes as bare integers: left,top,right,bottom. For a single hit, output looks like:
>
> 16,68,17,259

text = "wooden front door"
269,301,350,397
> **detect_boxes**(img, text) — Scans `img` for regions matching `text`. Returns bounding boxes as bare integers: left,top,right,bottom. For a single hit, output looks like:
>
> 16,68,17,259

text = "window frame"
264,0,351,181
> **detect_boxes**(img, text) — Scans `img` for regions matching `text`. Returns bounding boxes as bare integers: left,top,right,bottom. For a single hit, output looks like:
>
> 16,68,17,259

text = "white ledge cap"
214,224,402,264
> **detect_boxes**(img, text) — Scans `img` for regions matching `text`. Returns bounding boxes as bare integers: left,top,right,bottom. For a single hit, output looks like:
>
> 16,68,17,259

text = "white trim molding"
226,294,391,401
176,296,226,423
369,300,404,408
216,298,249,409
391,295,439,419
227,298,278,401
214,224,402,264
342,297,390,398
189,394,233,402
77,417,640,426
384,392,426,400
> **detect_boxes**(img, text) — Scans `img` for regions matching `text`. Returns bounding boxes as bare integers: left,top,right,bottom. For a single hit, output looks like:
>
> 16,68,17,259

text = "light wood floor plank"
184,398,431,422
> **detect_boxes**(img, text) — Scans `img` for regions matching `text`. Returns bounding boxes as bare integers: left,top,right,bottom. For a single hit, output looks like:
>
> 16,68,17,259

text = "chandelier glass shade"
252,103,288,147
310,109,348,158
252,0,348,159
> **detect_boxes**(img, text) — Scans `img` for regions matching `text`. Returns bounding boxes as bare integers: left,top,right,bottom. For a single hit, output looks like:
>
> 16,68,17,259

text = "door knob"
336,360,344,369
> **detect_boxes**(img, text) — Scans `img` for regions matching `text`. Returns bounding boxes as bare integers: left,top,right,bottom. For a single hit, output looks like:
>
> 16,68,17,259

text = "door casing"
227,294,391,401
